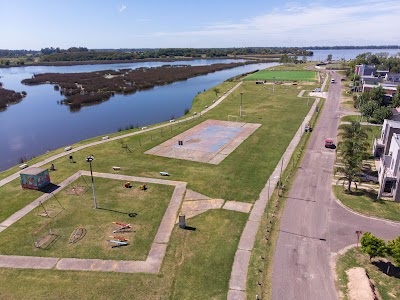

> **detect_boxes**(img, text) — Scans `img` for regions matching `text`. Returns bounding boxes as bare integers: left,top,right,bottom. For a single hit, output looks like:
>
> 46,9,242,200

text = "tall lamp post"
240,92,243,117
273,77,275,94
86,155,98,209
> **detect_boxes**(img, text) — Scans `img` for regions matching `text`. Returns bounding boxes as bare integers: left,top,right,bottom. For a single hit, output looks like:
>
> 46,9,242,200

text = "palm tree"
335,122,371,192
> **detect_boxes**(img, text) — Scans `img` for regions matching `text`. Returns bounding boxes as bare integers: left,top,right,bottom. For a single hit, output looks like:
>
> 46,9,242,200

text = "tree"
336,122,371,192
212,87,220,97
327,54,333,61
391,86,400,108
360,100,378,120
279,54,290,63
361,232,387,261
387,236,400,266
372,106,393,124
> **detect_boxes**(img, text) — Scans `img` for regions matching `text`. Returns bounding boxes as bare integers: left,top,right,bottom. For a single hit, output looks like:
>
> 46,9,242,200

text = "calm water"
0,60,277,171
309,48,400,61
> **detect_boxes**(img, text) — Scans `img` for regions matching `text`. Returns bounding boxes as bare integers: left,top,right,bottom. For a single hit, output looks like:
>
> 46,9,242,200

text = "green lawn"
0,210,247,300
333,186,400,222
0,177,174,260
336,247,400,300
0,75,313,298
244,70,317,82
0,81,311,223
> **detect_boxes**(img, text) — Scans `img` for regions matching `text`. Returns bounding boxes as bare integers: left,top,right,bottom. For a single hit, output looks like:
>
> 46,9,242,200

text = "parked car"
357,173,378,183
325,139,335,149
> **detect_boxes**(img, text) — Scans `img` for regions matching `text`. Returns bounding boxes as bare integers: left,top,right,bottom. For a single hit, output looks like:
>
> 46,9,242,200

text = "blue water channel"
0,59,277,171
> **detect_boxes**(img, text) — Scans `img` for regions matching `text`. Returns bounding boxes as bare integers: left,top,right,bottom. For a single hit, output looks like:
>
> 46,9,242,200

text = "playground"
0,175,176,261
145,119,261,164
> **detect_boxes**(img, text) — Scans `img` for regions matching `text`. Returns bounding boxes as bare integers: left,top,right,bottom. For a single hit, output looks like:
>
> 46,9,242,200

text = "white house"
377,133,400,201
373,119,400,157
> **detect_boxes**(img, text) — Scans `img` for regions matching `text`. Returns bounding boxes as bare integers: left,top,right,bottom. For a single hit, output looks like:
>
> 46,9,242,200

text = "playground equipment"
107,239,129,247
36,193,64,218
124,182,132,188
112,222,132,233
109,236,129,242
68,228,86,244
32,222,58,249
67,175,90,196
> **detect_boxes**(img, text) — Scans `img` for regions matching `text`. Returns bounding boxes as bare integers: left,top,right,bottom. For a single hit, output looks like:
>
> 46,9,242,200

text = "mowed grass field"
244,70,317,82
0,177,174,260
0,76,319,299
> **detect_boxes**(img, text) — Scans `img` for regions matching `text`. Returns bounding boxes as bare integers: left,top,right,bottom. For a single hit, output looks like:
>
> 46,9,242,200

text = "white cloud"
141,0,400,46
119,4,127,13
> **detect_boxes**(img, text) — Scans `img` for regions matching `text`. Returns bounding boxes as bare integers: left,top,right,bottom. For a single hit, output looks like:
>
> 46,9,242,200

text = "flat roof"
20,167,47,176
386,120,400,129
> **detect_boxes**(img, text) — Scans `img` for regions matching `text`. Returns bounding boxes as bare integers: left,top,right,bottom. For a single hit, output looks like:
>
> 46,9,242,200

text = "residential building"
373,119,400,157
355,64,376,76
377,133,400,201
384,73,400,83
360,75,380,86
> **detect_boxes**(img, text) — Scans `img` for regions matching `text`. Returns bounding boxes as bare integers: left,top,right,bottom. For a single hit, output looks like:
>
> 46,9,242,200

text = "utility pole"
240,92,243,117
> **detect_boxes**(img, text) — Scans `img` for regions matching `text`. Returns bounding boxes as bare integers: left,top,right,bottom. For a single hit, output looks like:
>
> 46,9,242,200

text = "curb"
331,191,400,226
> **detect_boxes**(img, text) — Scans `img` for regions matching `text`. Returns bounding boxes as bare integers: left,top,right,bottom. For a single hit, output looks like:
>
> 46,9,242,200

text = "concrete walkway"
227,98,322,299
0,82,242,189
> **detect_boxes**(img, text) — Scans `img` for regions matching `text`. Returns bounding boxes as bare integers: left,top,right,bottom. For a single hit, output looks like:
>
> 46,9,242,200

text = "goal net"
228,115,238,122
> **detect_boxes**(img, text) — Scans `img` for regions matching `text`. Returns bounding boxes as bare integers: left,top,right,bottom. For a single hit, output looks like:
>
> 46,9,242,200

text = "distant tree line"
302,45,400,50
40,47,89,55
348,52,400,73
0,49,38,57
38,47,313,62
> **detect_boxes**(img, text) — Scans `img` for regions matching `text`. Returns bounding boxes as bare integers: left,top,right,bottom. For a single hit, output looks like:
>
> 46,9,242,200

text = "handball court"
145,119,261,164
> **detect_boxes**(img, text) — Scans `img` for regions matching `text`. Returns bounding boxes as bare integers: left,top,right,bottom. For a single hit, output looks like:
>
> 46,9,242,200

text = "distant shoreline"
0,57,273,69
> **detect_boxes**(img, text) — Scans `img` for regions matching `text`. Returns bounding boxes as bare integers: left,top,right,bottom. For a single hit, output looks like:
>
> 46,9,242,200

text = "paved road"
271,72,400,300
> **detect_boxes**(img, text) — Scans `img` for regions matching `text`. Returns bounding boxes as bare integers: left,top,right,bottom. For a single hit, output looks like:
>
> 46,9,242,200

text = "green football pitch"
245,70,317,81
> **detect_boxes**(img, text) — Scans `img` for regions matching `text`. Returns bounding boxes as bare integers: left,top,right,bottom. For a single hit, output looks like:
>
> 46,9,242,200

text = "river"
0,59,277,171
309,48,400,61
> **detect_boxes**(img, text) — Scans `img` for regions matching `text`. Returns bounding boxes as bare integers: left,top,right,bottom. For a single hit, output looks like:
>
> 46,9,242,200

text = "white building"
378,133,400,201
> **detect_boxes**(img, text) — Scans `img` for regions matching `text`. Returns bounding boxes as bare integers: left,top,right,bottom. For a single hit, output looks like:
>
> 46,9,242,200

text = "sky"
1,0,399,50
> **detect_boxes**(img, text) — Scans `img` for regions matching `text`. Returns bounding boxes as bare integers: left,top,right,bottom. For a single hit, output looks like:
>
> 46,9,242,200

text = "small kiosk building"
20,167,51,190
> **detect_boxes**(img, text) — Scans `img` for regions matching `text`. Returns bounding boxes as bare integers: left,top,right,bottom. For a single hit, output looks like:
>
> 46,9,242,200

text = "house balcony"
373,138,384,157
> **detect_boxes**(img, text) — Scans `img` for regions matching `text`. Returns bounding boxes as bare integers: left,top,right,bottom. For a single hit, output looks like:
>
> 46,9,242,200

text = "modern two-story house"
373,119,400,157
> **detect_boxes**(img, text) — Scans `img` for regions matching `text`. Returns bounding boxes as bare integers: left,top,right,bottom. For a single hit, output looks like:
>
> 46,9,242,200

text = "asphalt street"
271,72,400,300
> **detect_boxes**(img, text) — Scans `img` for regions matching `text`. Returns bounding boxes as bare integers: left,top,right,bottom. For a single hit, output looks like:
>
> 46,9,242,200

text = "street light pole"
240,92,243,117
86,155,98,209
273,77,275,94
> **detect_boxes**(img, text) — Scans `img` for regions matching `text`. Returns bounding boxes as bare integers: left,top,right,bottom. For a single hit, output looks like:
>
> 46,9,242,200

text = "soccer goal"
228,115,238,122
173,146,194,160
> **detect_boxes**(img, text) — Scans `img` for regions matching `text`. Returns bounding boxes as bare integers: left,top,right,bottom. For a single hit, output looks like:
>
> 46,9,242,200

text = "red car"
325,139,335,149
